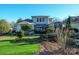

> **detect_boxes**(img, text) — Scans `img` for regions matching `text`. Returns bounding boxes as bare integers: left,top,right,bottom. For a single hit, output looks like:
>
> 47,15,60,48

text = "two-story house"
32,16,53,33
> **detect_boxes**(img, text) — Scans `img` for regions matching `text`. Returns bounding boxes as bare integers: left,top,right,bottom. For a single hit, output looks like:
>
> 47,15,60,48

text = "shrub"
66,38,76,46
66,30,76,46
70,28,78,33
16,30,24,38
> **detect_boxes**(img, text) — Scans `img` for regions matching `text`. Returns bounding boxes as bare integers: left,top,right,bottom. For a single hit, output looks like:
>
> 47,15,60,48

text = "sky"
0,4,79,23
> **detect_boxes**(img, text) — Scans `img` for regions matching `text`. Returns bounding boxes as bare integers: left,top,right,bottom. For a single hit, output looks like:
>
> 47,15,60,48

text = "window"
40,18,41,22
42,18,44,22
37,18,39,22
37,18,45,22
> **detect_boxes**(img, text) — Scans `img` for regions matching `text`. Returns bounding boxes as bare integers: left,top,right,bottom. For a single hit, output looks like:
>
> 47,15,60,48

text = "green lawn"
0,36,40,55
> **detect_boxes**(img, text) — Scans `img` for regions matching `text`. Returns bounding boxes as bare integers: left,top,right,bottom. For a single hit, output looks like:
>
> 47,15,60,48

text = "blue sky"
0,4,79,22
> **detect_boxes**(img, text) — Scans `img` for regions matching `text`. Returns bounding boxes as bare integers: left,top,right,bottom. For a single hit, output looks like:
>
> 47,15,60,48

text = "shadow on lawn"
0,38,40,46
9,38,42,45
0,36,46,46
0,40,11,42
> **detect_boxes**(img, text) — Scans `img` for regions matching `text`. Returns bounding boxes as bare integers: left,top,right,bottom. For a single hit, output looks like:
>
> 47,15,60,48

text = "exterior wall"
34,24,48,30
32,17,49,25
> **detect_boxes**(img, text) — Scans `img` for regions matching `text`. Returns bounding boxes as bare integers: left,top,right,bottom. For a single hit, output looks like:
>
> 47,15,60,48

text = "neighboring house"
31,16,53,32
63,16,79,30
70,16,79,23
71,22,79,30
70,16,79,29
49,19,59,28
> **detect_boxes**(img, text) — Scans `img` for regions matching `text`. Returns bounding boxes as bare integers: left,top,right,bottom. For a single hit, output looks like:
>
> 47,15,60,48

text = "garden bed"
39,41,79,55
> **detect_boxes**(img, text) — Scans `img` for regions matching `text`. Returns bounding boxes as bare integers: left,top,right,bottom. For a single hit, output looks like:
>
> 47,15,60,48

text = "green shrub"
66,30,76,46
16,30,24,38
66,38,76,45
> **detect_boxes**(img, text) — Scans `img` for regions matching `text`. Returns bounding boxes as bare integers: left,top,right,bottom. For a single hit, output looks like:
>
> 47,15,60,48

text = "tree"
55,16,72,50
21,24,34,31
17,18,23,23
66,16,71,29
62,16,71,48
0,19,10,34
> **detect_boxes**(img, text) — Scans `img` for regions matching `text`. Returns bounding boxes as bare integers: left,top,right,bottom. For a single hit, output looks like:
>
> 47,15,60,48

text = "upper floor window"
42,18,44,22
40,18,41,22
37,18,39,22
37,18,45,22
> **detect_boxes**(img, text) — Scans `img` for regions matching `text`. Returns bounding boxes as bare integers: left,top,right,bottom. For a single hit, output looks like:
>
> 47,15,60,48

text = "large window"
37,18,45,22
42,18,44,22
37,18,39,22
40,18,41,22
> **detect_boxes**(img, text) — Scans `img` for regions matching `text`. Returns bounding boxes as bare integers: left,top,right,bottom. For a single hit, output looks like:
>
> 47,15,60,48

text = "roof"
31,16,49,18
23,19,33,23
18,21,33,25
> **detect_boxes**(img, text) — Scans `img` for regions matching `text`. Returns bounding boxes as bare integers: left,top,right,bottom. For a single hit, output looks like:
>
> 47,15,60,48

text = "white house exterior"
31,16,53,32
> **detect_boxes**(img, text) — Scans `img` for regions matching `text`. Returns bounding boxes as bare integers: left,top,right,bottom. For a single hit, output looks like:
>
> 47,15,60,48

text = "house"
31,16,53,33
69,16,79,29
63,16,79,30
70,16,79,23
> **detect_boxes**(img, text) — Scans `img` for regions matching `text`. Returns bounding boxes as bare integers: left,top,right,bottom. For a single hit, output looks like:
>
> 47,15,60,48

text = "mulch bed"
38,41,79,55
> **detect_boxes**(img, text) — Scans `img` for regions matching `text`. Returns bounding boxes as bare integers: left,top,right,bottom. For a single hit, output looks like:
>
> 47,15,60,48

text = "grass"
0,36,39,40
0,36,40,55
